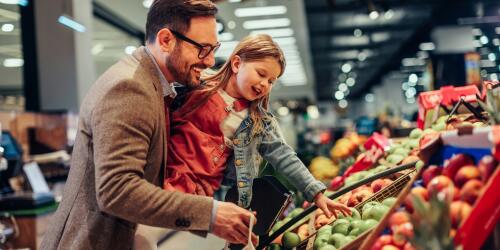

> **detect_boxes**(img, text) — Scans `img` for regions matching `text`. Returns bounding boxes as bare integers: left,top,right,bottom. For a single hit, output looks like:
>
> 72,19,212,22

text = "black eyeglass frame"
170,30,220,59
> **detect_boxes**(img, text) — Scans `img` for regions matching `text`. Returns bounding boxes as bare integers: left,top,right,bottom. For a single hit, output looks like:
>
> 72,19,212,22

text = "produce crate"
296,168,417,250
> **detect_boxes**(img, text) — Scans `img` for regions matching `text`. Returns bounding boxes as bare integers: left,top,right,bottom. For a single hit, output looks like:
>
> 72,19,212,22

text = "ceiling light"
307,105,320,119
353,28,363,37
417,51,429,59
0,0,22,4
227,21,236,30
472,28,482,36
341,63,352,73
250,28,294,38
402,82,409,90
338,74,347,82
358,52,367,61
344,89,350,96
243,18,291,30
3,58,23,67
491,74,499,81
142,0,153,8
338,99,348,108
493,38,500,46
229,0,242,3
405,87,416,98
365,93,374,103
369,11,379,20
277,106,289,116
480,35,489,45
218,32,234,42
234,6,287,17
346,77,356,86
216,22,224,33
338,83,348,92
402,58,425,67
409,73,418,83
91,43,104,55
419,42,435,51
481,69,488,77
334,91,344,100
348,72,357,78
1,23,14,32
473,40,482,47
58,15,86,33
407,97,416,104
125,46,137,55
488,53,497,61
495,27,500,34
384,9,394,20
273,37,296,46
281,80,306,86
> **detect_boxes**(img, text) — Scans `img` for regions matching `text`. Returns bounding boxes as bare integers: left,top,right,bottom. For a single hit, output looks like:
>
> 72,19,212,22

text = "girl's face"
229,56,281,101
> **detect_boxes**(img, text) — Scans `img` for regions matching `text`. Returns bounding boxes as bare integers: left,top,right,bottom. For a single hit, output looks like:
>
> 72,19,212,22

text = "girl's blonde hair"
187,34,286,137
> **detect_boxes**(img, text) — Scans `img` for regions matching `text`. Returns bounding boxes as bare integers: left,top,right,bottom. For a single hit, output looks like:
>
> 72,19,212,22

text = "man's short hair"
145,0,218,43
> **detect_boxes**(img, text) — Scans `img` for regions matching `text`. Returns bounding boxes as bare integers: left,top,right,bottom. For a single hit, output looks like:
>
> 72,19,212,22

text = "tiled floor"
158,231,226,250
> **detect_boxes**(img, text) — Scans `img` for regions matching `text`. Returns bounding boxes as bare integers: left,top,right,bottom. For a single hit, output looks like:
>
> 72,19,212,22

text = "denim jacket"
222,115,326,208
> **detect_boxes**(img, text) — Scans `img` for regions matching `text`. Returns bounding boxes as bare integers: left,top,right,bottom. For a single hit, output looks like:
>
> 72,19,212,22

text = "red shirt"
164,90,234,196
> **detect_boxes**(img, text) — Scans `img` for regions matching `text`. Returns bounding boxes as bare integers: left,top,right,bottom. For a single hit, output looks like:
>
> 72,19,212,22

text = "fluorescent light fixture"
277,106,289,116
493,38,500,46
142,0,153,8
353,28,363,37
338,99,348,108
125,46,137,55
281,81,306,86
341,63,352,73
490,74,498,81
365,93,374,103
273,37,296,46
58,15,86,33
402,58,425,67
480,35,489,45
243,18,290,30
228,0,242,2
488,53,497,61
473,40,482,47
402,82,409,90
0,0,21,4
334,91,344,100
218,32,234,42
480,60,496,68
3,58,23,67
307,105,320,119
250,28,294,38
409,73,418,83
358,51,367,61
227,21,236,30
384,9,394,20
338,83,348,92
369,11,379,20
235,6,286,17
495,27,500,34
407,97,416,104
91,43,104,55
472,28,482,36
1,23,14,32
419,42,435,51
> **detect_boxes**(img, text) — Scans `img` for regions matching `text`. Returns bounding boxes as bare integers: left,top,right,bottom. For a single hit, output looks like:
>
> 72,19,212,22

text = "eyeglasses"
170,30,221,59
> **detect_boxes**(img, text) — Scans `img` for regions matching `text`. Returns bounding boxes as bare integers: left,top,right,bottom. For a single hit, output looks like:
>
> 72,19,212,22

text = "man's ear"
231,55,241,74
156,28,176,53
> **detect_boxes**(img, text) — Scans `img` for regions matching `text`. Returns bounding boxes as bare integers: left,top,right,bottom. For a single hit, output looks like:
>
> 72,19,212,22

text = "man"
41,1,256,249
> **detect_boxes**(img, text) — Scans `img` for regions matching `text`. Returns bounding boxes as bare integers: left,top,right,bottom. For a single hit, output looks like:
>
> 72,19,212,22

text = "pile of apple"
371,154,498,250
311,198,395,250
337,177,394,207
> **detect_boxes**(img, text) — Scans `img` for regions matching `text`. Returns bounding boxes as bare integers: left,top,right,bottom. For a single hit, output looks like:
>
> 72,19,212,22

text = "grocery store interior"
0,0,499,249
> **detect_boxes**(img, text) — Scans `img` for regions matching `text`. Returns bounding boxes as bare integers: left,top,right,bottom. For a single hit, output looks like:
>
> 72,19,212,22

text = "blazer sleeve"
91,79,213,231
258,118,326,201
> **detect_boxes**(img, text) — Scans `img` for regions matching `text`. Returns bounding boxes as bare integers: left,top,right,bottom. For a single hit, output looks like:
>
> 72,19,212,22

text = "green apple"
331,219,350,235
318,244,337,250
282,232,301,249
392,147,409,157
268,243,281,250
359,219,378,232
415,160,424,170
432,122,446,131
348,227,361,237
288,208,304,218
328,233,349,248
314,234,330,249
317,225,333,236
362,204,389,221
362,201,380,214
406,139,420,150
346,235,355,241
382,197,396,207
387,154,405,165
423,128,435,135
271,220,284,234
409,128,423,139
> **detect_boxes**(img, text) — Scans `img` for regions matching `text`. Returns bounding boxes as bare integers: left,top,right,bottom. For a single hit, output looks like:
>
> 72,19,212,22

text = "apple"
450,201,472,228
360,219,378,232
348,228,361,237
330,176,344,191
338,192,351,205
314,233,330,249
422,165,442,186
328,233,349,248
318,244,337,250
372,235,394,250
331,219,350,235
409,128,423,139
454,166,481,187
382,197,397,207
404,186,429,213
442,154,475,180
478,155,497,182
317,225,333,236
388,211,410,229
362,201,381,213
403,242,416,250
337,207,361,221
393,222,414,239
281,232,301,249
348,189,373,207
371,179,388,193
381,245,400,250
427,175,454,196
459,179,483,205
362,204,389,221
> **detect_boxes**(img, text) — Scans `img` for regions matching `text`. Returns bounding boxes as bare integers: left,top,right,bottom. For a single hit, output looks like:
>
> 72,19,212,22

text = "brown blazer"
41,47,213,250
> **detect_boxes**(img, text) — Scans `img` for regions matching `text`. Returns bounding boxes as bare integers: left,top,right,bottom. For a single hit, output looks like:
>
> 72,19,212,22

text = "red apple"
371,179,392,193
422,165,442,186
460,179,483,205
372,235,393,250
393,222,414,239
348,189,372,206
450,201,472,228
389,211,411,229
478,155,497,182
427,175,454,195
382,245,401,250
403,242,416,250
442,154,475,179
404,186,429,213
454,166,480,187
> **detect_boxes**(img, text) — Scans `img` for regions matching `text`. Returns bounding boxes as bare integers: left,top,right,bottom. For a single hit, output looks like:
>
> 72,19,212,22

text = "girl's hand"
313,192,351,218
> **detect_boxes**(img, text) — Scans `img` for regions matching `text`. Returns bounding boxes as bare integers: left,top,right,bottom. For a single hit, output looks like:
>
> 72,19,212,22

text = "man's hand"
211,201,258,246
314,192,351,218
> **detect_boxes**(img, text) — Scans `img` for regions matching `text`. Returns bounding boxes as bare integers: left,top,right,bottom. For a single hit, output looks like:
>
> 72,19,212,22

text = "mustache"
191,64,208,70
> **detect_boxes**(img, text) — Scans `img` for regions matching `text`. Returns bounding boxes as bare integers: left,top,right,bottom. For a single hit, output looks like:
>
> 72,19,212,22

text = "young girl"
134,34,350,249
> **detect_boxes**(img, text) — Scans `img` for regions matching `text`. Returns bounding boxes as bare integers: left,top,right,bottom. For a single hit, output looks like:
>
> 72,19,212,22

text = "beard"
165,46,206,89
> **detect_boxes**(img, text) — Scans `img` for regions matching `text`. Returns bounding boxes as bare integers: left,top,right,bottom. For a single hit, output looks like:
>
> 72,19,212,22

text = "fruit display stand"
260,162,418,250
358,126,500,250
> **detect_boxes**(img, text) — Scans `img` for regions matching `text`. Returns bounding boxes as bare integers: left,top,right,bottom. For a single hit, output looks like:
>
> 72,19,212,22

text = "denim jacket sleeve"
257,118,326,201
